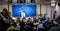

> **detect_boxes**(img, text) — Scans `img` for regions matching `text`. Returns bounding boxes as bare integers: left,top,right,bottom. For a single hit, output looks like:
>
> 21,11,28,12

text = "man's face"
21,10,24,12
23,11,25,12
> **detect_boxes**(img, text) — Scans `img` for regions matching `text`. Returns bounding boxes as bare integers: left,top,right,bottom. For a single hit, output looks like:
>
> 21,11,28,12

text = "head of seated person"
27,19,31,24
17,18,20,23
22,17,26,22
56,15,60,20
23,17,25,19
33,17,39,22
45,17,50,22
42,17,46,21
39,17,44,21
22,19,24,22
33,17,36,20
3,8,8,13
41,17,49,24
38,17,42,20
3,8,7,11
38,17,42,22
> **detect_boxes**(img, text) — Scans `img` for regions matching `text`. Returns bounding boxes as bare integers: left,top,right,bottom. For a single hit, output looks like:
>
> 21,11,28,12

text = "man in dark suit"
53,11,57,19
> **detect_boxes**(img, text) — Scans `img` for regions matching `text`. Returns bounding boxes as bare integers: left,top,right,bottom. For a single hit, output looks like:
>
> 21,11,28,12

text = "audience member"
0,8,10,31
19,19,25,31
38,17,41,23
37,22,45,31
49,26,60,31
24,18,33,31
43,18,51,31
53,11,58,20
33,17,38,23
1,8,60,31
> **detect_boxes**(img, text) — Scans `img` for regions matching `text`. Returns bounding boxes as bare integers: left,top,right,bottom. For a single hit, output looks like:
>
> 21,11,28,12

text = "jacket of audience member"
49,26,60,31
0,16,10,31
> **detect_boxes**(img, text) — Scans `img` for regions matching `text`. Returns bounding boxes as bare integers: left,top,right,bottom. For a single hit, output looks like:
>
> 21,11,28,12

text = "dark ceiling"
0,0,59,4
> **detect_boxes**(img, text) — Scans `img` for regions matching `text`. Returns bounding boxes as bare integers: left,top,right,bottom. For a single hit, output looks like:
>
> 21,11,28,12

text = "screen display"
12,4,36,17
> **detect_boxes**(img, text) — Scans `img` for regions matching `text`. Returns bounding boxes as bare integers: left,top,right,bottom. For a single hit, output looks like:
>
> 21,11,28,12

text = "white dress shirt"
21,11,25,18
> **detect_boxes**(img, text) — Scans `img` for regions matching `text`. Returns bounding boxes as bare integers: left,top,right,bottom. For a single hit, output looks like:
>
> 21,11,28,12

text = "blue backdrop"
12,4,36,17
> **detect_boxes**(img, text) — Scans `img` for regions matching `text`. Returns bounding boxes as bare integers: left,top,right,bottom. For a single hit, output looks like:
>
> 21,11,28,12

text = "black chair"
24,26,33,31
0,17,10,31
19,22,25,31
9,30,20,31
37,28,45,31
49,26,60,31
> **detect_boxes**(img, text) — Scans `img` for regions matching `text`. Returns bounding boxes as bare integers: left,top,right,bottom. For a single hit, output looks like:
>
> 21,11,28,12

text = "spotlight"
51,0,56,6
